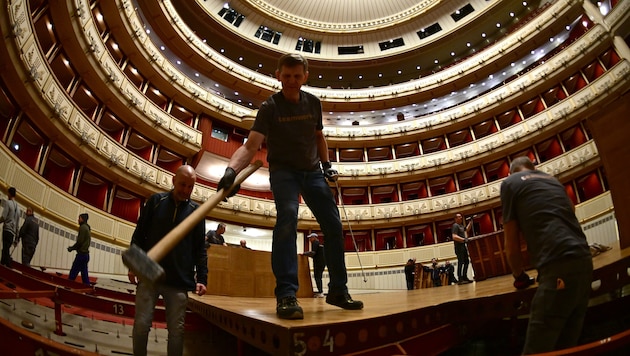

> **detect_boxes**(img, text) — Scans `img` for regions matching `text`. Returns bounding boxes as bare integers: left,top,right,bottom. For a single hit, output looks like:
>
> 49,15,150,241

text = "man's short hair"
8,187,16,197
278,53,308,72
509,156,536,174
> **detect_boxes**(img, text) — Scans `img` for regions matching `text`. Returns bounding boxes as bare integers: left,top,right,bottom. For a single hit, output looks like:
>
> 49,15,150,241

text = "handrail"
531,328,630,356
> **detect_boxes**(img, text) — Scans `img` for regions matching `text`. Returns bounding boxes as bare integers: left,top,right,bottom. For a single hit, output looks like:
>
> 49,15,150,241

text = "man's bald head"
172,165,196,202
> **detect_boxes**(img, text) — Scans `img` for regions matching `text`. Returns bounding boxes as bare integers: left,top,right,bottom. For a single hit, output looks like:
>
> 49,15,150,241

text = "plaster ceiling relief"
243,0,443,33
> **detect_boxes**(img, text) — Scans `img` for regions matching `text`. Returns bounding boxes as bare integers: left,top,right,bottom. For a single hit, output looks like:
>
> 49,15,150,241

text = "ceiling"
136,0,546,125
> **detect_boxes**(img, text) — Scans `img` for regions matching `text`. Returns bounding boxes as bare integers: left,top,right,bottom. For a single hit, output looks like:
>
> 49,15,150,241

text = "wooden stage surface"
188,242,630,355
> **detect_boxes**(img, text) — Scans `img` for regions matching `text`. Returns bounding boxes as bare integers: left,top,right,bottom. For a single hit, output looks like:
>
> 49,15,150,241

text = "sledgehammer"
122,160,263,284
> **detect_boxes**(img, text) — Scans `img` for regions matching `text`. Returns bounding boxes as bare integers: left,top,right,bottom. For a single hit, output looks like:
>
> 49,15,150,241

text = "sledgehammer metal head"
122,244,164,284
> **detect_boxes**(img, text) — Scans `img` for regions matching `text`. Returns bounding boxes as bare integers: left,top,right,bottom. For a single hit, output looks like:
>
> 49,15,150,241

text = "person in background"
452,213,473,284
1,187,20,267
205,222,227,248
15,207,39,267
404,258,416,290
128,165,207,356
426,258,443,287
304,233,326,297
501,156,592,354
217,53,363,320
240,239,251,249
67,213,91,285
444,260,458,285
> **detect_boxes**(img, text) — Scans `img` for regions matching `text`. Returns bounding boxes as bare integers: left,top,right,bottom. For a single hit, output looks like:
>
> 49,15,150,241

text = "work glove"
67,246,75,252
217,167,240,201
322,162,338,182
513,271,535,290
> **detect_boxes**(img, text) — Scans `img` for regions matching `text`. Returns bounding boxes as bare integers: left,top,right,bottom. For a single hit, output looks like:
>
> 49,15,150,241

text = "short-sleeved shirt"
452,223,466,245
500,170,590,269
205,230,225,246
250,90,323,172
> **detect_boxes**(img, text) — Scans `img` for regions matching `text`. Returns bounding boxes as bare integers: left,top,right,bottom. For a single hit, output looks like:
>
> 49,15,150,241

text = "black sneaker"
276,296,303,320
326,293,364,310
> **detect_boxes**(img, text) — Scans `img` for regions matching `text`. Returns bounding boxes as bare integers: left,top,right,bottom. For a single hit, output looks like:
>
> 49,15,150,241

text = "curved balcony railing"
3,0,626,232
0,140,617,288
130,0,581,104
7,0,627,219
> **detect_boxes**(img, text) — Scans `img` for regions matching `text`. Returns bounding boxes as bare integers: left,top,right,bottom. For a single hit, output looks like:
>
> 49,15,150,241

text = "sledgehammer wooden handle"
146,160,263,263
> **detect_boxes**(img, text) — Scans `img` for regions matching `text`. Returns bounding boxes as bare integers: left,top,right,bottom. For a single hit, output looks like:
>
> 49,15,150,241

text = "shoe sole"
277,311,304,320
326,301,364,310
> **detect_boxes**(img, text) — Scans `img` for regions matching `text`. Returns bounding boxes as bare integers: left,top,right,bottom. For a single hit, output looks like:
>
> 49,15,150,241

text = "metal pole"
332,178,368,283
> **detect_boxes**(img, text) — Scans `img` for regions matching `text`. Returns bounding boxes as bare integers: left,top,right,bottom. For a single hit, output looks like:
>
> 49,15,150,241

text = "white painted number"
293,332,307,356
323,329,334,353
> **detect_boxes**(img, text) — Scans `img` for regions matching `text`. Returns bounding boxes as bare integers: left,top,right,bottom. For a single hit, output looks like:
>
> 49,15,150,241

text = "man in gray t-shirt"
217,53,363,320
1,187,20,267
501,156,592,354
451,213,472,283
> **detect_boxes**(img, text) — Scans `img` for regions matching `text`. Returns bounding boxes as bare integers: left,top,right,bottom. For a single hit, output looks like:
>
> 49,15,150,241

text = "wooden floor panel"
188,243,630,355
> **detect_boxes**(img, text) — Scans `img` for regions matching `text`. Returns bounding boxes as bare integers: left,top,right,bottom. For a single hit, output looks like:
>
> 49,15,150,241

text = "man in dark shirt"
304,233,326,296
128,165,208,356
428,258,443,287
68,213,91,285
205,223,227,248
452,213,473,284
15,207,39,267
404,258,416,290
444,260,458,285
501,156,592,354
217,53,362,319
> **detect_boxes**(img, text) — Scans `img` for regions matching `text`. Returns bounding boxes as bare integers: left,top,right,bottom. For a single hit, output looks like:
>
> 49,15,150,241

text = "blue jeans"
68,253,90,285
270,169,348,299
133,282,188,356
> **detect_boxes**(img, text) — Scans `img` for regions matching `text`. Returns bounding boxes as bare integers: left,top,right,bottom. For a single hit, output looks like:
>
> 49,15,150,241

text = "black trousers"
1,231,15,266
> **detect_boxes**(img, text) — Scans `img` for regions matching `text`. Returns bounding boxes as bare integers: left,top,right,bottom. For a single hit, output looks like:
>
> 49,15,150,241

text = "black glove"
513,271,535,290
67,246,74,252
322,162,338,182
217,167,240,201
